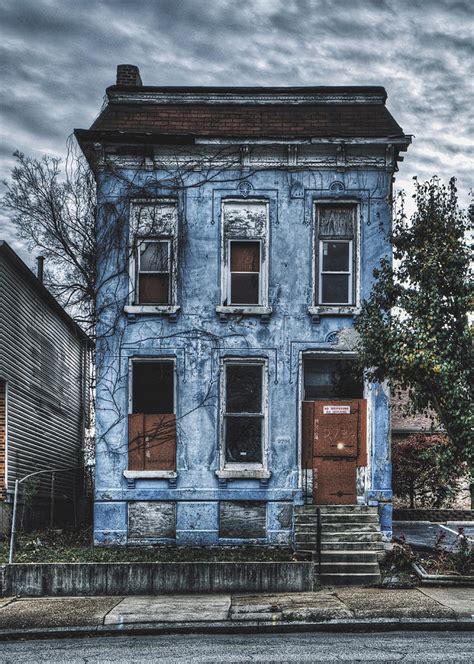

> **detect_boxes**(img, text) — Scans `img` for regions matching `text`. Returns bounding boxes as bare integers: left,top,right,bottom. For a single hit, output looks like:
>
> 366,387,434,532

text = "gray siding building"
0,242,91,521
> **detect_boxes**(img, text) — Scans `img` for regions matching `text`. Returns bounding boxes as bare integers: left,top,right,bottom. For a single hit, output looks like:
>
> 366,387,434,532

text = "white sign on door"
323,405,351,414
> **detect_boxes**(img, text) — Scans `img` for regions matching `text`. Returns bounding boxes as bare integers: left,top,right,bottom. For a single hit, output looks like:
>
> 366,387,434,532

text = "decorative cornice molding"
102,152,389,170
108,90,386,106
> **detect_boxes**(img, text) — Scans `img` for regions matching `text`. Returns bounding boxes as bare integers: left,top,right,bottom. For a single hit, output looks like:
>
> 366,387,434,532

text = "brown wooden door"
302,400,367,504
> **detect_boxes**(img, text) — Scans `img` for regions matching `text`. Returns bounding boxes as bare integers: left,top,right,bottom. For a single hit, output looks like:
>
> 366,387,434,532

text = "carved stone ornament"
330,181,345,191
290,182,304,199
325,331,339,345
237,180,253,197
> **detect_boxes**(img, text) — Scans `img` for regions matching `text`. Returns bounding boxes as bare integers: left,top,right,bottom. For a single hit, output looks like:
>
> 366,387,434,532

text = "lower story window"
223,360,265,465
128,360,176,470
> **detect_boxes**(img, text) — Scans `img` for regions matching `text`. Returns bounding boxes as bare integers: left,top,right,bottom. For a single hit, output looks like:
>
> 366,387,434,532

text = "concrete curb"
0,617,473,641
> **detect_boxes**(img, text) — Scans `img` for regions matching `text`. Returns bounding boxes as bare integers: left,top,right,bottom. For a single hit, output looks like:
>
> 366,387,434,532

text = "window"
303,357,363,399
137,240,171,304
315,204,356,306
132,360,174,414
128,200,178,311
220,201,269,311
223,361,265,465
128,360,176,471
229,240,261,305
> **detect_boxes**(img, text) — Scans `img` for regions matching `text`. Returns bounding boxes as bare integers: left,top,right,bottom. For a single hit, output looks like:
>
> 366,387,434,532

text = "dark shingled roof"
90,102,404,139
83,84,406,140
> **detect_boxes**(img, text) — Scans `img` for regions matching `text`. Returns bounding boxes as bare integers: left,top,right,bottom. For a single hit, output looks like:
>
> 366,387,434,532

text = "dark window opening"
304,358,363,399
132,361,174,414
224,362,264,464
229,241,260,305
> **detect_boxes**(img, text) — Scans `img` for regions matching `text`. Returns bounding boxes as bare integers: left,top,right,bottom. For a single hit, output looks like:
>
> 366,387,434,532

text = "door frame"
297,350,372,499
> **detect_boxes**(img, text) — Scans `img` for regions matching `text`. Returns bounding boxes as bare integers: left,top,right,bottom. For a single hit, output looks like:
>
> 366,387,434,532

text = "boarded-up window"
128,501,176,539
222,201,268,307
129,360,176,470
219,501,266,538
316,205,356,305
223,362,265,464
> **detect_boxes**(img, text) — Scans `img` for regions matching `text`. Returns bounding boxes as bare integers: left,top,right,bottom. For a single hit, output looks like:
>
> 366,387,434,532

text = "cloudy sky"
1,0,472,263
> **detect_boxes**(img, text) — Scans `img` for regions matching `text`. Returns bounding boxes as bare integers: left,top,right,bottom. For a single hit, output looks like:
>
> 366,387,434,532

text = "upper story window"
128,200,178,311
315,204,357,307
137,239,171,304
229,240,261,305
221,201,269,311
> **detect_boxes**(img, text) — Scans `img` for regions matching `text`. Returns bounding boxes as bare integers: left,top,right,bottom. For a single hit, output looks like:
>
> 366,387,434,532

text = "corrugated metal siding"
0,381,5,498
0,256,86,498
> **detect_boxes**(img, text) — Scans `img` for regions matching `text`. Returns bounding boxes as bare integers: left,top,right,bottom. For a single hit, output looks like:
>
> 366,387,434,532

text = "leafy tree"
392,434,464,508
355,177,473,475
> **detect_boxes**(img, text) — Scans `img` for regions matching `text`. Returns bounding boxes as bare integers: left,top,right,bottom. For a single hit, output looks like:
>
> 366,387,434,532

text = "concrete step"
320,541,384,551
320,550,380,563
295,534,318,544
320,562,380,574
319,514,379,524
320,572,381,586
296,505,378,514
321,532,383,543
321,523,380,533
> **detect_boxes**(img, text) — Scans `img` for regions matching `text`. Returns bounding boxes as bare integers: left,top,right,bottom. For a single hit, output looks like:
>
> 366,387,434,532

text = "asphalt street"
1,631,473,663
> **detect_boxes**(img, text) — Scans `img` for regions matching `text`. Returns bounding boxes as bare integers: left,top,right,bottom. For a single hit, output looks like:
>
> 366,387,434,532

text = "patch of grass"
0,529,299,563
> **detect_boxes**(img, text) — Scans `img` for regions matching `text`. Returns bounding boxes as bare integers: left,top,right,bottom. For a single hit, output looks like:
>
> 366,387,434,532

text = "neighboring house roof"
391,389,440,434
0,241,93,347
75,66,410,146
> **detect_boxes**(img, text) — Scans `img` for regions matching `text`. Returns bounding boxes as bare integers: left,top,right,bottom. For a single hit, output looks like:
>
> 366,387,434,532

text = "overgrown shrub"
392,434,464,508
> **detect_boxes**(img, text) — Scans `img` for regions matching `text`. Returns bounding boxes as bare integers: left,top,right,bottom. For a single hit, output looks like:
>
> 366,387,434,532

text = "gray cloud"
0,0,472,264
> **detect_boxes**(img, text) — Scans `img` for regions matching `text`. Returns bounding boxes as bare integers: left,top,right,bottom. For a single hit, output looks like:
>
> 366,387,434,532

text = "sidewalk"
0,586,472,640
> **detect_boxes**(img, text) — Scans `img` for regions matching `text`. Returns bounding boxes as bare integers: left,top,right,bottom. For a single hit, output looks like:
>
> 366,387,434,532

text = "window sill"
123,470,177,479
216,305,272,316
215,468,271,480
308,305,360,317
124,305,180,316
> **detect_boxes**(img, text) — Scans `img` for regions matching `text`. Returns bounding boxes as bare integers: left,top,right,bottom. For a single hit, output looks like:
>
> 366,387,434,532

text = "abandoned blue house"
76,65,411,574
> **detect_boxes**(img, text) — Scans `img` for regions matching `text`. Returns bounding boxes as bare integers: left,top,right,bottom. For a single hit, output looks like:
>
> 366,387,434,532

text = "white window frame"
309,201,360,315
318,239,353,306
227,238,262,306
216,357,270,479
124,357,178,480
217,199,271,316
125,199,180,316
136,238,172,306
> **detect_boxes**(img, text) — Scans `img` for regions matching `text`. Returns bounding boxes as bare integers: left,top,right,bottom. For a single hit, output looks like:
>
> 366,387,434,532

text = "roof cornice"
106,86,387,106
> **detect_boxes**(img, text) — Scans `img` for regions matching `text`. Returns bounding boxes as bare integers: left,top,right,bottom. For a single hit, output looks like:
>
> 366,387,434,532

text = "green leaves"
356,177,473,471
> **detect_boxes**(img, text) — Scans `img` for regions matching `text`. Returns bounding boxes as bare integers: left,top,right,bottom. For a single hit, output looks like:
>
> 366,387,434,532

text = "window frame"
218,199,271,315
311,201,360,314
126,199,180,315
136,237,173,306
219,357,269,474
124,356,178,480
318,238,354,306
227,238,262,306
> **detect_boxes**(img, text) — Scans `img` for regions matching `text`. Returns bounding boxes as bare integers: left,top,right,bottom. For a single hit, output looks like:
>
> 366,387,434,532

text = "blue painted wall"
93,166,393,546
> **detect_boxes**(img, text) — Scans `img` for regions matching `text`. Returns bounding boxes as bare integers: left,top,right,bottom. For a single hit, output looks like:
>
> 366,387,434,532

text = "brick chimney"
116,64,142,87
